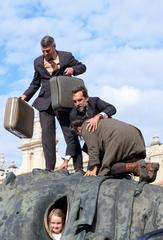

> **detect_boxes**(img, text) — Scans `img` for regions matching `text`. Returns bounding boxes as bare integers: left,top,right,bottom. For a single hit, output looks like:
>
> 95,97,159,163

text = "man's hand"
64,67,74,76
84,166,97,176
57,159,69,170
86,114,101,132
19,94,27,101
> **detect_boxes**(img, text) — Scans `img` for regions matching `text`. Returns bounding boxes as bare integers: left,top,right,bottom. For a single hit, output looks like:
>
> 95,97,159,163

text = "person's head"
40,35,56,61
48,208,65,235
72,86,89,112
71,119,85,135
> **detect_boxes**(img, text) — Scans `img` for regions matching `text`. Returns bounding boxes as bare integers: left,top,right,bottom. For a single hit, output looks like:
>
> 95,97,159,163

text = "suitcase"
4,97,34,138
50,76,85,110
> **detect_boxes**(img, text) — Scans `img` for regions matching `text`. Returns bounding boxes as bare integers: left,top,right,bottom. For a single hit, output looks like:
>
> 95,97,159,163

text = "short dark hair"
72,85,88,98
40,35,56,48
71,119,84,129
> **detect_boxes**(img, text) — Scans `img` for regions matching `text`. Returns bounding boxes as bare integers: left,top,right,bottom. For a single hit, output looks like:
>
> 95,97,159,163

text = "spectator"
48,208,65,240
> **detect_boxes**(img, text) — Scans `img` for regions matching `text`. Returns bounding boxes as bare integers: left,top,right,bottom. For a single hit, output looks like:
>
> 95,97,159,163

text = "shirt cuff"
99,112,108,119
65,155,72,161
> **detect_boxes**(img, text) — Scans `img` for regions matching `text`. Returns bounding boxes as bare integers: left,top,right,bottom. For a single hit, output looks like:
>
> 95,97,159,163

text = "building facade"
146,135,163,184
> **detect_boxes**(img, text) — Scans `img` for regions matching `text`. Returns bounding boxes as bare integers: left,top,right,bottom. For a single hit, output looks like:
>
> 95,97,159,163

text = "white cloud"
0,0,163,166
89,84,163,146
88,0,163,48
84,48,163,90
99,85,140,111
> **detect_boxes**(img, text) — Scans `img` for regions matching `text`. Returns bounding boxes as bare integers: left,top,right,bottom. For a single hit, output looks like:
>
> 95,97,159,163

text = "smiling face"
72,91,88,112
49,215,64,234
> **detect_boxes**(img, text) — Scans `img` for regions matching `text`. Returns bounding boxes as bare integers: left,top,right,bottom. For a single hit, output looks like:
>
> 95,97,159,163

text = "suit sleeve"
95,97,116,117
69,108,80,123
69,109,75,123
81,124,100,169
67,53,86,76
23,61,41,101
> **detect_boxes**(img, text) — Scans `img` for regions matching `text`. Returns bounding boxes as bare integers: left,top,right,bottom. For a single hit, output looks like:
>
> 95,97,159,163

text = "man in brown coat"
72,118,159,182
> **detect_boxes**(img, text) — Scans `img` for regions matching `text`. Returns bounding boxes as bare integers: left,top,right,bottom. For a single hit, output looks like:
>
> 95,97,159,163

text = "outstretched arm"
21,61,41,101
81,124,100,176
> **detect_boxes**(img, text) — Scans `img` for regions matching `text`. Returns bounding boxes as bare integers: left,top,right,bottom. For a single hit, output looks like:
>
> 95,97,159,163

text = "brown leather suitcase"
4,97,34,138
50,76,85,110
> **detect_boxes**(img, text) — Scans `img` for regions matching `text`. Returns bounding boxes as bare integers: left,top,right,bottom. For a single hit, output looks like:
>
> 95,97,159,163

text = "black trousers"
39,106,83,170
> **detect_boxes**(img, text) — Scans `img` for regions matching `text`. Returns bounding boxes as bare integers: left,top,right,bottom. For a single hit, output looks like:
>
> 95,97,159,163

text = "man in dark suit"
70,85,117,131
60,85,117,169
20,35,86,171
71,118,159,183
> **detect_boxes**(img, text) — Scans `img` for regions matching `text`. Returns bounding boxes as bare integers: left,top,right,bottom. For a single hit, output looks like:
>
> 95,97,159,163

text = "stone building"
17,114,63,175
146,135,163,184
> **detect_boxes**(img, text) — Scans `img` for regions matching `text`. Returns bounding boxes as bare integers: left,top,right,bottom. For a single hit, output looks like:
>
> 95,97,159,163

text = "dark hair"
71,119,85,130
40,35,56,48
72,85,88,98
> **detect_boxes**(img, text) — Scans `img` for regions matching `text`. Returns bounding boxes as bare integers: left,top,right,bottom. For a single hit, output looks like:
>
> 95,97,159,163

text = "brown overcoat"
81,118,146,175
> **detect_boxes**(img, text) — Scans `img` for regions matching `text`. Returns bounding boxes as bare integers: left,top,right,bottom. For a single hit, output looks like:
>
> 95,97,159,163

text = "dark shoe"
45,168,54,172
126,160,160,183
138,160,160,183
74,169,85,175
111,173,132,180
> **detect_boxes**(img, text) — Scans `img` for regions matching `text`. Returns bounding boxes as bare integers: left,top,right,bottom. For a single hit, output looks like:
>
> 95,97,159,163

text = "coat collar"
36,50,65,68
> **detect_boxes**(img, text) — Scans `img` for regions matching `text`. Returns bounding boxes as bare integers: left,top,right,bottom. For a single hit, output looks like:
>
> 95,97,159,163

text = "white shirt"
52,233,62,240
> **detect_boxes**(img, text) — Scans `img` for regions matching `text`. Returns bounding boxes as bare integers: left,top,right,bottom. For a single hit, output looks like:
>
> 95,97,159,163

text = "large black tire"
0,169,163,240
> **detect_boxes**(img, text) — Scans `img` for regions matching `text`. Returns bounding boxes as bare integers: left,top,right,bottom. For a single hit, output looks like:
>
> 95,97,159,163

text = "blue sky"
1,0,163,167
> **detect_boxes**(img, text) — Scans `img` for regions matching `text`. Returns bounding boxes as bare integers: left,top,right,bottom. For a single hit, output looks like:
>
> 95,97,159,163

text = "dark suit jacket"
70,97,117,122
23,50,86,111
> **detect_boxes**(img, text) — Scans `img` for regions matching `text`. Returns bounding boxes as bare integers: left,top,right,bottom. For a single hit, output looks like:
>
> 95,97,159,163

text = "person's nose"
76,102,81,108
44,51,48,56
